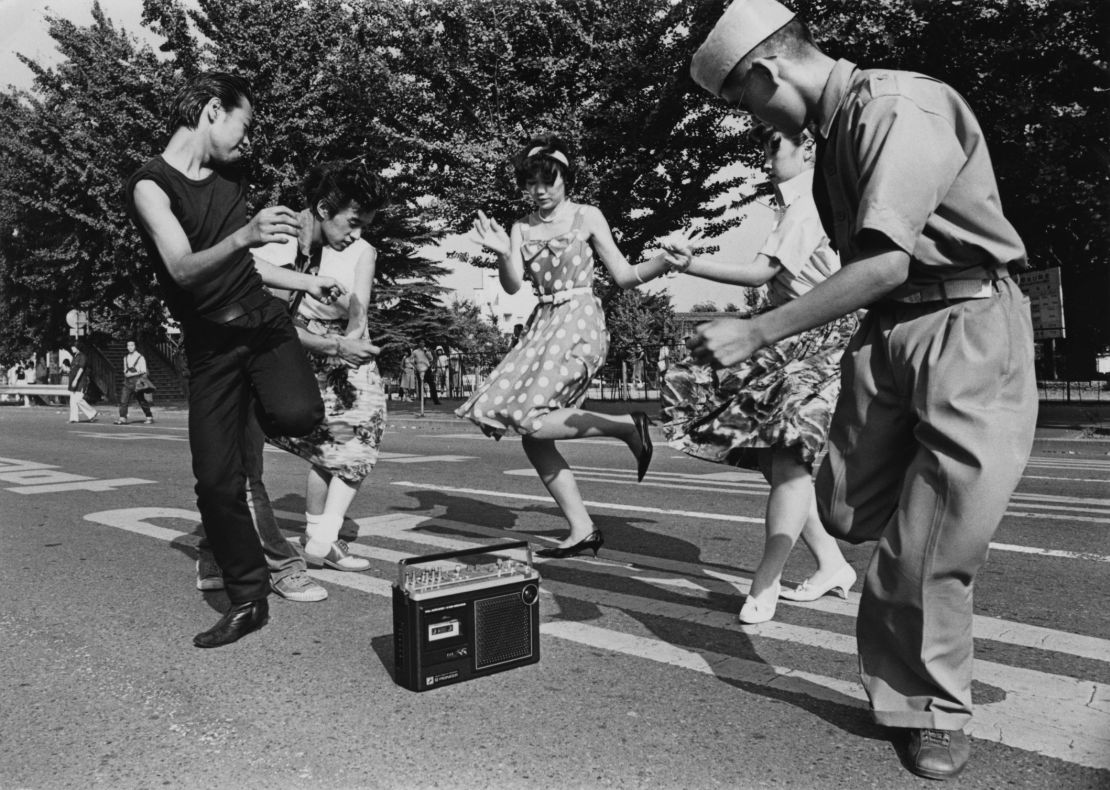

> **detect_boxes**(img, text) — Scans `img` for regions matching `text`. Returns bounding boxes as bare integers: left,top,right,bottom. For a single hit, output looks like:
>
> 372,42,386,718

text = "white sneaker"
271,570,328,602
195,557,225,591
303,538,371,572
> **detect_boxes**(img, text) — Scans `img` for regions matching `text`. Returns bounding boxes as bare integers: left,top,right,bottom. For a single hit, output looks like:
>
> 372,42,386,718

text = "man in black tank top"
125,72,345,648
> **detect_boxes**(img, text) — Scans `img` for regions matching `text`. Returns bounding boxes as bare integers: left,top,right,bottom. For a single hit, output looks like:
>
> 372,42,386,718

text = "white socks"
304,512,342,556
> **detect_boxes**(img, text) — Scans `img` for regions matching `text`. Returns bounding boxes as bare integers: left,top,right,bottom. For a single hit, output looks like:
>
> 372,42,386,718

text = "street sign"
65,309,88,337
1014,268,1064,340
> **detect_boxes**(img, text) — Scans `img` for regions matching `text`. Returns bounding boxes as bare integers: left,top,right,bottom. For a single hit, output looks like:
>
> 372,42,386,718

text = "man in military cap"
688,0,1037,780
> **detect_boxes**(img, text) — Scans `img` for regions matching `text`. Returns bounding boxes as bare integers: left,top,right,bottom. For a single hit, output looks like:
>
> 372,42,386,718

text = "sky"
0,0,773,313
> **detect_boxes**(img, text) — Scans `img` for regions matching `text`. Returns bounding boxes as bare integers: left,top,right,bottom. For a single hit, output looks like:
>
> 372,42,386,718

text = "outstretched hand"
469,210,510,258
660,228,703,272
687,317,764,368
242,206,302,247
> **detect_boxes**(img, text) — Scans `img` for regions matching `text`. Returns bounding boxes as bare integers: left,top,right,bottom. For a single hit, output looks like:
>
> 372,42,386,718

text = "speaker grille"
474,592,534,669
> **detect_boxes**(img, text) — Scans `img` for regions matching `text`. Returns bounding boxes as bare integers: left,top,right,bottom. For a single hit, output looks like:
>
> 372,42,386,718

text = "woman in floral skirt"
258,161,390,572
663,125,858,624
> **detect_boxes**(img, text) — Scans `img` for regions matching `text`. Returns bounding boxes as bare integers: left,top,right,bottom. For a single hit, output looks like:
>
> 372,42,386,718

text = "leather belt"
892,267,1010,304
199,290,273,324
536,287,593,305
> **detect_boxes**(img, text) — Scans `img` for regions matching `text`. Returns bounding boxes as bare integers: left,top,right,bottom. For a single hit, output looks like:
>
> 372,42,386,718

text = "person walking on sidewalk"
67,342,99,423
413,343,440,405
115,340,154,424
689,0,1037,779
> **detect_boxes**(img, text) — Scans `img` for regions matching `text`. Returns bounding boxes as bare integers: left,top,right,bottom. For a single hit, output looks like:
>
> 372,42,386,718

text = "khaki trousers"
816,278,1037,729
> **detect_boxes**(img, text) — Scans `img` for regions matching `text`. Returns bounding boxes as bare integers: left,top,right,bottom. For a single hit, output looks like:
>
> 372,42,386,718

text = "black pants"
423,369,440,404
184,296,324,604
118,377,153,419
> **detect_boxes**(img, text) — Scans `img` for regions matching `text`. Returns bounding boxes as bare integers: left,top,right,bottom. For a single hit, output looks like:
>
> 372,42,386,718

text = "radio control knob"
521,584,539,605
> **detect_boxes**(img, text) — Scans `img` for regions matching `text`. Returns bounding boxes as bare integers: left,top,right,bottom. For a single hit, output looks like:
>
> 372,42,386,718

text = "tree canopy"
0,0,1105,376
798,0,1109,374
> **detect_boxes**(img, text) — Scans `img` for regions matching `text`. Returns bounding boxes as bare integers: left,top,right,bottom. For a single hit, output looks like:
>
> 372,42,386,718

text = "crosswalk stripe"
390,481,765,524
543,619,1110,771
81,506,1110,771
989,542,1110,563
496,467,1110,525
1013,491,1110,507
343,511,1110,664
391,480,1110,562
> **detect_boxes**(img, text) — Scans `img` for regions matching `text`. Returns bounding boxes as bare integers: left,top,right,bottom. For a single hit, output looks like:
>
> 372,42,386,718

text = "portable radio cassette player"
392,541,541,691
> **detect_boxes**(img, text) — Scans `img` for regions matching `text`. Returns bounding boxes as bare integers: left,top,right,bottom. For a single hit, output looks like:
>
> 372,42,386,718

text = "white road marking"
1026,458,1110,471
393,480,1110,563
8,477,155,494
79,506,1110,770
502,466,1110,525
391,480,763,524
72,435,474,463
0,455,154,494
73,431,187,442
1013,491,1110,507
988,542,1110,563
542,619,1110,771
375,453,476,463
632,577,713,593
1023,474,1110,484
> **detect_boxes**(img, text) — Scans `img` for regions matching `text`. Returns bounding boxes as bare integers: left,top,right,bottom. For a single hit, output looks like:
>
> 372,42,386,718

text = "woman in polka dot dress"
459,135,679,559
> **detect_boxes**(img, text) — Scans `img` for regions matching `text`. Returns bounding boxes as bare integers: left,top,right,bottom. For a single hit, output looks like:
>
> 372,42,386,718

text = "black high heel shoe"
535,530,604,559
631,412,653,482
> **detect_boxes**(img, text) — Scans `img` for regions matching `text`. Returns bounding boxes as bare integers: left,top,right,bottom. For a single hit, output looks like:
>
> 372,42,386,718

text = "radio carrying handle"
395,541,534,587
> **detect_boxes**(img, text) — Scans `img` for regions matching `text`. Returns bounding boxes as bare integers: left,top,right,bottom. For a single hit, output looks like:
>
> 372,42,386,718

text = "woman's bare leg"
522,435,594,546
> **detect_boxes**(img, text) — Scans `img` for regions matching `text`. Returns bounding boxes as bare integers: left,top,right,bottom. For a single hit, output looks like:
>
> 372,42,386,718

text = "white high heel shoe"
779,564,857,602
738,582,780,624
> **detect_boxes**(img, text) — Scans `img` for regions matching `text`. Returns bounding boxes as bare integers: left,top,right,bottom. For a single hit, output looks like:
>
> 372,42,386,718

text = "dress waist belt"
536,287,594,305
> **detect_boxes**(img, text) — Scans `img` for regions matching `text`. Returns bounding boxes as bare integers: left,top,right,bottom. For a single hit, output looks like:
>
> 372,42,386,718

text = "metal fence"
1037,380,1110,403
399,344,687,402
408,348,1110,405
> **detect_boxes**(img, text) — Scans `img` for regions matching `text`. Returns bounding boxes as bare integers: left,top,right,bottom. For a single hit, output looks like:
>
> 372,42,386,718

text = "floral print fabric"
268,318,386,483
662,312,859,470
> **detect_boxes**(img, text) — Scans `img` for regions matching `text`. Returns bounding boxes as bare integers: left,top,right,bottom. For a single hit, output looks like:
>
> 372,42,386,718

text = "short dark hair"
748,122,805,153
303,161,391,218
168,72,253,135
513,134,576,190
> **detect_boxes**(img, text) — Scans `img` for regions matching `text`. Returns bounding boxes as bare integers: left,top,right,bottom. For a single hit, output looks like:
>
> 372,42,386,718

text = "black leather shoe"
193,599,269,648
535,530,604,559
897,728,970,780
631,412,653,482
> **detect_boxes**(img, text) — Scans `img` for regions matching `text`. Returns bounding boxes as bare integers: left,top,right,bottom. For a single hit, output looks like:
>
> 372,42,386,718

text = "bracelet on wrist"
633,265,646,284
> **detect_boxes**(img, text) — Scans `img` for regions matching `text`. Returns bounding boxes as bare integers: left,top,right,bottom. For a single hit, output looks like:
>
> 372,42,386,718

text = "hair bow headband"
527,146,569,168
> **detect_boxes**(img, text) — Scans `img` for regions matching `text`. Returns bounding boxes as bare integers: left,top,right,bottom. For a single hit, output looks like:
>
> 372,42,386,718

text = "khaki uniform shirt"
812,60,1025,300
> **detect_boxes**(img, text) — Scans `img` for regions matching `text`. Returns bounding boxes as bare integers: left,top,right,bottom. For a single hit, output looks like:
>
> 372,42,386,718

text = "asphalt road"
1,399,1108,790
